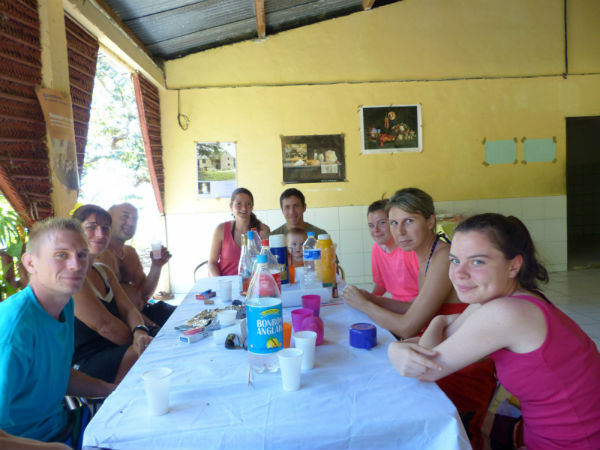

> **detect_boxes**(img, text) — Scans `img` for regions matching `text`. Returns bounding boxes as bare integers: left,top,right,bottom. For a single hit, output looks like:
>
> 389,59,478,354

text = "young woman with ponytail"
388,213,600,450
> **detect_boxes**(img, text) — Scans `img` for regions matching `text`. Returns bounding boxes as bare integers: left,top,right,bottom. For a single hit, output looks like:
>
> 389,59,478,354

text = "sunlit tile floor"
545,268,600,349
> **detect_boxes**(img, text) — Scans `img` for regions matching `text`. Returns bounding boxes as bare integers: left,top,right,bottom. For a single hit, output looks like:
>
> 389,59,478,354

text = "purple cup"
291,308,313,332
301,294,321,317
302,315,324,345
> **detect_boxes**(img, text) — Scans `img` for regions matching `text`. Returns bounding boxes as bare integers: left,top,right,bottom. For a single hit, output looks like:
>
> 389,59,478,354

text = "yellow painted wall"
161,0,600,214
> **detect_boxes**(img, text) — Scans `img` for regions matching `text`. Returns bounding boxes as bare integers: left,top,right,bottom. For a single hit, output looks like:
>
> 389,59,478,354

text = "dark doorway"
566,116,600,269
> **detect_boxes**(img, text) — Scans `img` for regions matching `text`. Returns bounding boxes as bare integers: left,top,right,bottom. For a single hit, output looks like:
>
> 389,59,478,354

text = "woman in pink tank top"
389,213,600,449
208,188,270,277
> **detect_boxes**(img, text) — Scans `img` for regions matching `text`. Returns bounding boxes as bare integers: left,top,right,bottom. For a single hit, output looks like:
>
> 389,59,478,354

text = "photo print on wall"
360,105,422,154
196,141,237,198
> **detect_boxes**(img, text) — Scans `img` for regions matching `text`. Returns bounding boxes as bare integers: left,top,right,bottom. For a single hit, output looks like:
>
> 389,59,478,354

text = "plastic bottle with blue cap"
302,232,322,289
246,253,284,373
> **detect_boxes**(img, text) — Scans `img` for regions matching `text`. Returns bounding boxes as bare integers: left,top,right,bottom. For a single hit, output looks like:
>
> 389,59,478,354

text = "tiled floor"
169,268,600,348
545,268,600,349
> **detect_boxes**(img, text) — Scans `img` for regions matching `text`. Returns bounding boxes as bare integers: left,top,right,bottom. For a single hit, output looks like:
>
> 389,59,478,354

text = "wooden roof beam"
254,0,266,38
362,0,376,11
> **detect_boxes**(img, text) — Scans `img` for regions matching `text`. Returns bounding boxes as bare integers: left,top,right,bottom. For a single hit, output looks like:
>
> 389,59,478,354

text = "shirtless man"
96,203,174,328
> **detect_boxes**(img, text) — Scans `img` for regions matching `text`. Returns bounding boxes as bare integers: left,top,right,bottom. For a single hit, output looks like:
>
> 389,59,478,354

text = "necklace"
424,232,451,274
113,246,125,261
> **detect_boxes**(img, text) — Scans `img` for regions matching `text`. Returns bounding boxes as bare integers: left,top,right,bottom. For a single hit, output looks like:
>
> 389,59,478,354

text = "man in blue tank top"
0,218,114,445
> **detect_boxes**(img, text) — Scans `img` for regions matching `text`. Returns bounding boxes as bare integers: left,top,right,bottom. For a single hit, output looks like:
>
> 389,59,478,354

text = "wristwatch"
132,324,150,335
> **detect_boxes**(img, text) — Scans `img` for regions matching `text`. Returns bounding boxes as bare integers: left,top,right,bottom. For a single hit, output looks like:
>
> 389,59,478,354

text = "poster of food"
196,142,237,198
281,134,346,184
360,105,422,153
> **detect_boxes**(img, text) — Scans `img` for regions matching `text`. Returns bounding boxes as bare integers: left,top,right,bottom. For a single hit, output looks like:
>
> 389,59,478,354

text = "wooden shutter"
132,72,165,213
0,0,50,225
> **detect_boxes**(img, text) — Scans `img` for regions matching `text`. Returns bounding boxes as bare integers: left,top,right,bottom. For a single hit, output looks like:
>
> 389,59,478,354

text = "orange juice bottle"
316,234,335,287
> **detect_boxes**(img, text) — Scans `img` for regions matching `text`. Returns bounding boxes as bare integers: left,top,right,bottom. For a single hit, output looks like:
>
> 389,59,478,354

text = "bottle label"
246,302,283,354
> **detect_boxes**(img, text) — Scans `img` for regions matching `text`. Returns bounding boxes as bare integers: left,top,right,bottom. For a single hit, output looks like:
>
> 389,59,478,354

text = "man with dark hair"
0,218,114,445
96,203,174,328
270,188,328,236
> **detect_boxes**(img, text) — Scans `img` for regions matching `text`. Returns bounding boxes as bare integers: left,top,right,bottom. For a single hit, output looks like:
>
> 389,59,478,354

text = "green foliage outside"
84,51,150,187
0,195,25,300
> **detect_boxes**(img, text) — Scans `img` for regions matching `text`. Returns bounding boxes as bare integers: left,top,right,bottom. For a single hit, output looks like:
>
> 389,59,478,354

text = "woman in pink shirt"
368,199,420,302
208,188,270,276
389,213,600,449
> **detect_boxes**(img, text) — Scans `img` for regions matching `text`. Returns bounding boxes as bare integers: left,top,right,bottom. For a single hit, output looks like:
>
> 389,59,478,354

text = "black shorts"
76,344,129,383
144,301,176,327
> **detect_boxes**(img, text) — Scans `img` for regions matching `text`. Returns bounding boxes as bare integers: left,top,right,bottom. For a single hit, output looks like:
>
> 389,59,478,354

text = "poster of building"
196,142,237,198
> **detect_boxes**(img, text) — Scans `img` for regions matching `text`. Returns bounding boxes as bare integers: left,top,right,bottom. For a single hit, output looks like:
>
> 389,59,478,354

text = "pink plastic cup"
301,294,321,317
302,315,324,345
291,308,313,332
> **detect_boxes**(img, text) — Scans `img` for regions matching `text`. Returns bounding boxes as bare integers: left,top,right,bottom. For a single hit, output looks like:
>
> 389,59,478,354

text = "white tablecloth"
83,277,471,450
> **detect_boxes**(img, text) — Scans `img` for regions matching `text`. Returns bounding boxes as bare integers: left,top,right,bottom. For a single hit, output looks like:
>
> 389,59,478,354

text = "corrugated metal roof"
102,0,402,61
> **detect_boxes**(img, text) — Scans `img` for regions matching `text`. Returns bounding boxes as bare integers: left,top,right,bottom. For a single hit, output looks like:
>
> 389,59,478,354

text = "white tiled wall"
165,195,567,294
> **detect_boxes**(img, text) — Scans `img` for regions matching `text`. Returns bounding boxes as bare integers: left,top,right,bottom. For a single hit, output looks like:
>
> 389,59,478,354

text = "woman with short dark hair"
71,204,152,385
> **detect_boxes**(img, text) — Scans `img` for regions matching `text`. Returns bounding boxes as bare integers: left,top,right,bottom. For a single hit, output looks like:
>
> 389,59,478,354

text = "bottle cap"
269,234,285,248
349,323,377,349
248,230,254,239
307,231,315,237
318,234,330,240
261,239,269,246
256,254,267,263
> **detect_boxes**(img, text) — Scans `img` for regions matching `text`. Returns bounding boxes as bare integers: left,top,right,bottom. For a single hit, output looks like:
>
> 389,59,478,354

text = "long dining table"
82,276,471,450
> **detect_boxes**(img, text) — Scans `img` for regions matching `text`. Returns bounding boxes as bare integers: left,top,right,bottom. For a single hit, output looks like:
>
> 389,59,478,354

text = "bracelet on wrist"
132,324,150,335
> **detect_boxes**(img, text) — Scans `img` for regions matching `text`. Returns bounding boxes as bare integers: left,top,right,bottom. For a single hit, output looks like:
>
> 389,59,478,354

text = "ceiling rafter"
253,0,266,38
362,0,376,11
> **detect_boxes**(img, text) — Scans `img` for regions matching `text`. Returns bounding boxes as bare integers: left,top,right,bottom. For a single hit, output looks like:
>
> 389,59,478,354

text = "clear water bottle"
246,254,283,373
246,230,260,271
260,239,282,291
302,232,321,288
302,248,322,289
238,234,251,296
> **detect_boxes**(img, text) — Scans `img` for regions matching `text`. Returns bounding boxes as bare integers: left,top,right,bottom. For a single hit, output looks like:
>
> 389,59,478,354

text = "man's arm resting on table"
67,368,115,398
0,429,71,450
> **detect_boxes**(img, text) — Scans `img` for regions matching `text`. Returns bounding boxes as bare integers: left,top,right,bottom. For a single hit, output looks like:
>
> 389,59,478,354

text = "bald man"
96,203,174,328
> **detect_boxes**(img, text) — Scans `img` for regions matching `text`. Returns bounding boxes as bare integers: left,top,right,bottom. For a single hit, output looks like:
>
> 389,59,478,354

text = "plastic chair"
193,260,208,282
336,263,345,281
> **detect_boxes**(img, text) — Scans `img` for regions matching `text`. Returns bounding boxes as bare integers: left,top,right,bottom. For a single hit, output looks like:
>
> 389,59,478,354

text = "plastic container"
316,234,335,287
302,249,322,289
246,230,260,275
269,234,289,285
302,232,321,289
260,239,282,291
246,254,283,374
238,234,251,296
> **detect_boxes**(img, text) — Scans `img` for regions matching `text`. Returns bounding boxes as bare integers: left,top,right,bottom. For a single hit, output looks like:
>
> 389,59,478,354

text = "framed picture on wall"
359,104,422,153
196,141,237,198
281,134,346,184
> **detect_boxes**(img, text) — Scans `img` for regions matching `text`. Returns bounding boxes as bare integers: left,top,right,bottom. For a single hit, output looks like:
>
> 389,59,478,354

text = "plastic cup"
291,308,313,332
217,309,237,327
293,330,317,370
151,240,162,259
301,294,321,317
218,279,233,302
142,367,172,416
277,348,303,391
302,315,324,346
283,322,292,348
